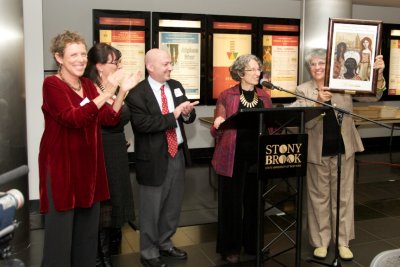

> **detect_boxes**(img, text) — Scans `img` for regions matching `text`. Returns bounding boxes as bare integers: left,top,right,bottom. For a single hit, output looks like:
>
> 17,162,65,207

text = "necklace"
59,71,82,91
240,90,259,108
96,81,117,100
96,81,106,92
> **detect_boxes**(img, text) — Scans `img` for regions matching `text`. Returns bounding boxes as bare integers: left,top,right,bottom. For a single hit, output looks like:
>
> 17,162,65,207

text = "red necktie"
160,85,178,157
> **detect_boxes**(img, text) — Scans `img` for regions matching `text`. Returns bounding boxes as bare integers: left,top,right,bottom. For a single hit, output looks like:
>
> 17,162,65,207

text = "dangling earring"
99,71,102,78
57,64,62,74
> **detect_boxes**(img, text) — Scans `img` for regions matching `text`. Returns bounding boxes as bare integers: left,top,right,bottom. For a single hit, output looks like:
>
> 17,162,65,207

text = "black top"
322,101,345,156
102,104,130,134
236,87,264,160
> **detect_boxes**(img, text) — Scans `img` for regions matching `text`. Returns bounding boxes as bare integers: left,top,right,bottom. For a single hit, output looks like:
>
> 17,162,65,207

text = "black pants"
216,159,258,256
41,177,100,267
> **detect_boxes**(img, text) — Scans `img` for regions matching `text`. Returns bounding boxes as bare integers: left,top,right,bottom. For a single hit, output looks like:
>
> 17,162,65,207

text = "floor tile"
6,148,400,267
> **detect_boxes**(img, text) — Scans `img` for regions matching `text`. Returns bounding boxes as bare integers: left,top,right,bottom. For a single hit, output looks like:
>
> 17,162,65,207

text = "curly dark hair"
229,54,262,82
336,42,347,61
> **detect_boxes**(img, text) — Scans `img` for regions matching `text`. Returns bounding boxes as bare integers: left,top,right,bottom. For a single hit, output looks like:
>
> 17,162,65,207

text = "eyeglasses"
244,69,262,73
309,61,326,68
107,58,122,66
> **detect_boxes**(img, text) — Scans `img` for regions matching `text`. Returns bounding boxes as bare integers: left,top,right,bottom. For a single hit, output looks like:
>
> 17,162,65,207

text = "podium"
220,106,328,267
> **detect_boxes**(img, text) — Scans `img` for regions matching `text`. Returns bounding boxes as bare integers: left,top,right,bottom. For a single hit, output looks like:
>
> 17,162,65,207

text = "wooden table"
199,116,214,125
354,117,400,163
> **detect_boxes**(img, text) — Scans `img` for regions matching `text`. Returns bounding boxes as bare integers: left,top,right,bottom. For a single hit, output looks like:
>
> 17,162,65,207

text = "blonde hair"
50,30,87,65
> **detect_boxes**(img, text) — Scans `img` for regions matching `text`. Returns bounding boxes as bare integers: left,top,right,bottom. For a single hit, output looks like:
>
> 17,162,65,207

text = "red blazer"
38,76,120,213
211,84,273,177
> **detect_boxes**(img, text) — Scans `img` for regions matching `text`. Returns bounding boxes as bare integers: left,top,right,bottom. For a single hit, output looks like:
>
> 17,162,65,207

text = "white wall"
353,4,400,22
42,0,301,69
25,0,400,199
23,0,43,201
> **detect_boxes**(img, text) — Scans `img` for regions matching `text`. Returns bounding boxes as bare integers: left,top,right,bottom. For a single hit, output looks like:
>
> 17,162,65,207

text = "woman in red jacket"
39,31,138,267
211,54,273,264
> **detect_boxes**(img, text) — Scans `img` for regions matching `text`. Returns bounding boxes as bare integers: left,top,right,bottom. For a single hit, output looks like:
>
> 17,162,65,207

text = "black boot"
99,228,113,267
96,234,105,267
110,227,122,255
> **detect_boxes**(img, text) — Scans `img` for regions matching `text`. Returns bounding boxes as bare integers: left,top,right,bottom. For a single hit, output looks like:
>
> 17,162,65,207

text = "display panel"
212,33,252,99
388,30,400,96
159,32,201,99
153,12,205,101
207,16,256,102
262,35,299,98
259,20,300,101
93,10,150,79
99,29,146,76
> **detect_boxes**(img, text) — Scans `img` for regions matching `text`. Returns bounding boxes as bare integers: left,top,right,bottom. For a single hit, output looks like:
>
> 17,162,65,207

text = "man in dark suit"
125,48,198,267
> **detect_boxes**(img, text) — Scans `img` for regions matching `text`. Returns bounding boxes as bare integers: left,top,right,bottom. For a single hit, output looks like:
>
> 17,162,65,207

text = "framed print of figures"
325,18,382,94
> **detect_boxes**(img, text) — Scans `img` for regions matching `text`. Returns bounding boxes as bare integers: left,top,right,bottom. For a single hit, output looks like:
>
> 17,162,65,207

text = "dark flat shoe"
160,247,187,260
225,254,240,264
140,257,168,267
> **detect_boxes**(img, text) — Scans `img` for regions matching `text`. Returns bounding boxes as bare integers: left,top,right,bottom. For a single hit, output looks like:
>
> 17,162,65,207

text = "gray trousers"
139,149,185,259
307,154,355,248
41,177,100,267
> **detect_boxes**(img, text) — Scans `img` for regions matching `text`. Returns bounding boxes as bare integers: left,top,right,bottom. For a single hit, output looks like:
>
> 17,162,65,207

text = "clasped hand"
317,87,332,103
106,69,142,94
174,101,199,119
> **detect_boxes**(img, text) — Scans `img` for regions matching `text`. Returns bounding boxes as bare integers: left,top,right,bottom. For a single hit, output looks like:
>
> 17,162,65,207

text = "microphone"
260,79,281,90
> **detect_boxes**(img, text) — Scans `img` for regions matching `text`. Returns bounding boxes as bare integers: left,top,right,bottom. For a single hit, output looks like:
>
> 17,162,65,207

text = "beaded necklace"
59,71,81,92
96,81,106,92
239,89,259,108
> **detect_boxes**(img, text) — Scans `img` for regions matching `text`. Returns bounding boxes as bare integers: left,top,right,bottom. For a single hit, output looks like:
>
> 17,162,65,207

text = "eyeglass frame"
308,61,326,68
107,58,122,66
244,68,262,73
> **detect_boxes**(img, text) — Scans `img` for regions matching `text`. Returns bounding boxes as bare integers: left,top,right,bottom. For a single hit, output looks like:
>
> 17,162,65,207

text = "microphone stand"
264,82,393,129
264,82,393,267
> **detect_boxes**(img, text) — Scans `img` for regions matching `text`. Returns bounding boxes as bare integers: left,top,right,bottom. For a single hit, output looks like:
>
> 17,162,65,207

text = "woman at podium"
290,48,386,261
210,54,273,264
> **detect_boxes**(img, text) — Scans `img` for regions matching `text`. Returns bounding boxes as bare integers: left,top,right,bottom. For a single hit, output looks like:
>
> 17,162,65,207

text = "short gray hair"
305,48,327,68
229,54,262,82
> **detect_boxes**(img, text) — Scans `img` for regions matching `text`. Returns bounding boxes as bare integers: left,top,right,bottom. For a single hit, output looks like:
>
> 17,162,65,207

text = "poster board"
152,12,205,101
93,9,150,79
388,30,400,96
259,20,300,100
207,15,256,103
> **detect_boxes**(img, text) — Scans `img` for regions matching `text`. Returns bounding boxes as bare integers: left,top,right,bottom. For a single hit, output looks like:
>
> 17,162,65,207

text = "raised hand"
119,70,142,92
373,55,385,74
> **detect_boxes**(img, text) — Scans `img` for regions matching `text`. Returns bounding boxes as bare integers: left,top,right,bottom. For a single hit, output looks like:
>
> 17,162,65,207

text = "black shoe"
98,228,113,267
109,228,122,255
140,257,168,267
160,247,187,260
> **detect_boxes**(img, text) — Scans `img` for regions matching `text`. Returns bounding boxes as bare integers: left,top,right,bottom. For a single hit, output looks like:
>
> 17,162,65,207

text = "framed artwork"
325,18,382,94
